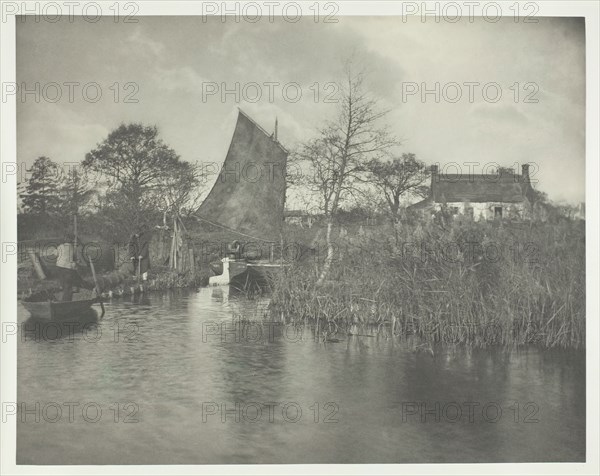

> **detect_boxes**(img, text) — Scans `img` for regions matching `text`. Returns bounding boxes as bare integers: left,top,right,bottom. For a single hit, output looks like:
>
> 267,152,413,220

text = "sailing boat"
196,109,288,285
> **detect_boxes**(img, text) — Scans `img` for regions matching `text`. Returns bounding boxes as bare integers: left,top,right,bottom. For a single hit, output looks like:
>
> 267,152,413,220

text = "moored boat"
208,257,287,286
21,298,102,320
199,109,290,286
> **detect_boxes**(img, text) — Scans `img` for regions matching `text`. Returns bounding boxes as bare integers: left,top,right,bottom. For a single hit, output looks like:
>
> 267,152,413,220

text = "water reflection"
17,288,585,464
20,310,100,344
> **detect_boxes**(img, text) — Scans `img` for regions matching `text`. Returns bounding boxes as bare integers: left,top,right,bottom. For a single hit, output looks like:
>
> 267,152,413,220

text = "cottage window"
465,207,474,218
494,206,503,218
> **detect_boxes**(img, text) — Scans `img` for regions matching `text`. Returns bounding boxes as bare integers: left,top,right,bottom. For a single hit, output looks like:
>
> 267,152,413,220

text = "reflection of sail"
197,109,288,239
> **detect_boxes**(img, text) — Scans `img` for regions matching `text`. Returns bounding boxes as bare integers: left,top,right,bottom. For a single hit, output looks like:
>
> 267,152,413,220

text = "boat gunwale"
21,298,101,320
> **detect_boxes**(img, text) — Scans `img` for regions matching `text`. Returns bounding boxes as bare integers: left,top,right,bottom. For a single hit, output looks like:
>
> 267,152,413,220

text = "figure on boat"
21,231,103,320
55,232,95,301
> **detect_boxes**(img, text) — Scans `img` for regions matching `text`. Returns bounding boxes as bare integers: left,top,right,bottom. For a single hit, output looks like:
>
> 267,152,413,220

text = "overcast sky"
16,16,585,204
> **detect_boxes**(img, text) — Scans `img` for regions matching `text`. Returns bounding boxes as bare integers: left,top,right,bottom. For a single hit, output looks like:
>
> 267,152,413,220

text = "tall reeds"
269,219,585,348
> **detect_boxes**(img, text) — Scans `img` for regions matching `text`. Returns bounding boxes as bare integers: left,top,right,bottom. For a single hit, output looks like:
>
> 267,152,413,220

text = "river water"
17,287,585,464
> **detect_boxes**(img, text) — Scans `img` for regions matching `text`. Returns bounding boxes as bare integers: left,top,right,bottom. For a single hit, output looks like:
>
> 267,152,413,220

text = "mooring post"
189,248,195,276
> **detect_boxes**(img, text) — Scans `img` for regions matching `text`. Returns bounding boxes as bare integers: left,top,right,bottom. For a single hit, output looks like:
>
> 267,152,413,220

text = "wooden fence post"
189,248,195,276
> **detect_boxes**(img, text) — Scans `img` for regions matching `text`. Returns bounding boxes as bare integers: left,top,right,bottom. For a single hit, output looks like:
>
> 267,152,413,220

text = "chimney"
430,164,439,188
521,163,530,183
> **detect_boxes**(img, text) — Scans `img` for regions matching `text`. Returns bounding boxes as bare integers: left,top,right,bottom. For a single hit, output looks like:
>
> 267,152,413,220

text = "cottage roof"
431,170,532,204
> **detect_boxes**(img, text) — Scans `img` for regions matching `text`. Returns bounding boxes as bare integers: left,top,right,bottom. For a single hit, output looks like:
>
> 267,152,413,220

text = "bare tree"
155,162,208,226
298,62,396,284
367,153,429,224
294,138,339,217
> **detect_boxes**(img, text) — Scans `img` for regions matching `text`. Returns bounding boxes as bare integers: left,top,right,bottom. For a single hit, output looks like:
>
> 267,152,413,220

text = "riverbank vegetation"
269,218,585,349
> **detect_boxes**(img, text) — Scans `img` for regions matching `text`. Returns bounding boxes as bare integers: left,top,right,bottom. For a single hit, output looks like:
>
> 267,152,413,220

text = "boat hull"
21,299,99,320
230,260,285,286
209,258,286,286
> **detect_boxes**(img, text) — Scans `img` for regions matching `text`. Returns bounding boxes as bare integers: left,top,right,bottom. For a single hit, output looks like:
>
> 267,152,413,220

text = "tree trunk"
316,219,334,286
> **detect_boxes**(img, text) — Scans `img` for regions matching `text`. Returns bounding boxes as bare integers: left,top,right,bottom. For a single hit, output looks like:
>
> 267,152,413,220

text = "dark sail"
196,109,288,239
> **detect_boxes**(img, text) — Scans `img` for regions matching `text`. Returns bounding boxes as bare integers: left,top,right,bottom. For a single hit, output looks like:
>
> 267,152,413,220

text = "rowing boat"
21,298,101,320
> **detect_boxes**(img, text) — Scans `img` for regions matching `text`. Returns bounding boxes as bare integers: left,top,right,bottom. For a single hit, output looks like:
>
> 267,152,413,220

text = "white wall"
437,201,526,221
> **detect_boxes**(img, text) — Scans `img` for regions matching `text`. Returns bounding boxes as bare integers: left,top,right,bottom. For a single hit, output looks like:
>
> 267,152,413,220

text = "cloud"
155,65,208,95
15,16,586,204
18,101,109,167
126,26,166,58
471,104,529,124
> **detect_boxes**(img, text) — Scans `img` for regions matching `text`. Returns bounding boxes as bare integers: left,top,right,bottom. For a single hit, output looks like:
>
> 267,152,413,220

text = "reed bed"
269,219,585,348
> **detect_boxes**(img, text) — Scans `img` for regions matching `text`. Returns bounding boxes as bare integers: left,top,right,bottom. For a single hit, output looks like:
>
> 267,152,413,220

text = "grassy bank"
18,261,211,300
269,219,585,349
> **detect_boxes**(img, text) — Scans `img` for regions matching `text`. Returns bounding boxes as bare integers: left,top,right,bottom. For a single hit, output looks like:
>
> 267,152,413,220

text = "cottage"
284,209,319,228
409,164,536,221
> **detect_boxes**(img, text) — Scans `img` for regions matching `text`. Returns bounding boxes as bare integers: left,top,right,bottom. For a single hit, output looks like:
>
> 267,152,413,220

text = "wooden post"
113,244,119,270
28,250,46,280
170,220,177,270
73,214,80,265
177,242,184,273
188,248,195,276
158,230,164,263
169,232,174,269
73,214,78,247
280,233,284,269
